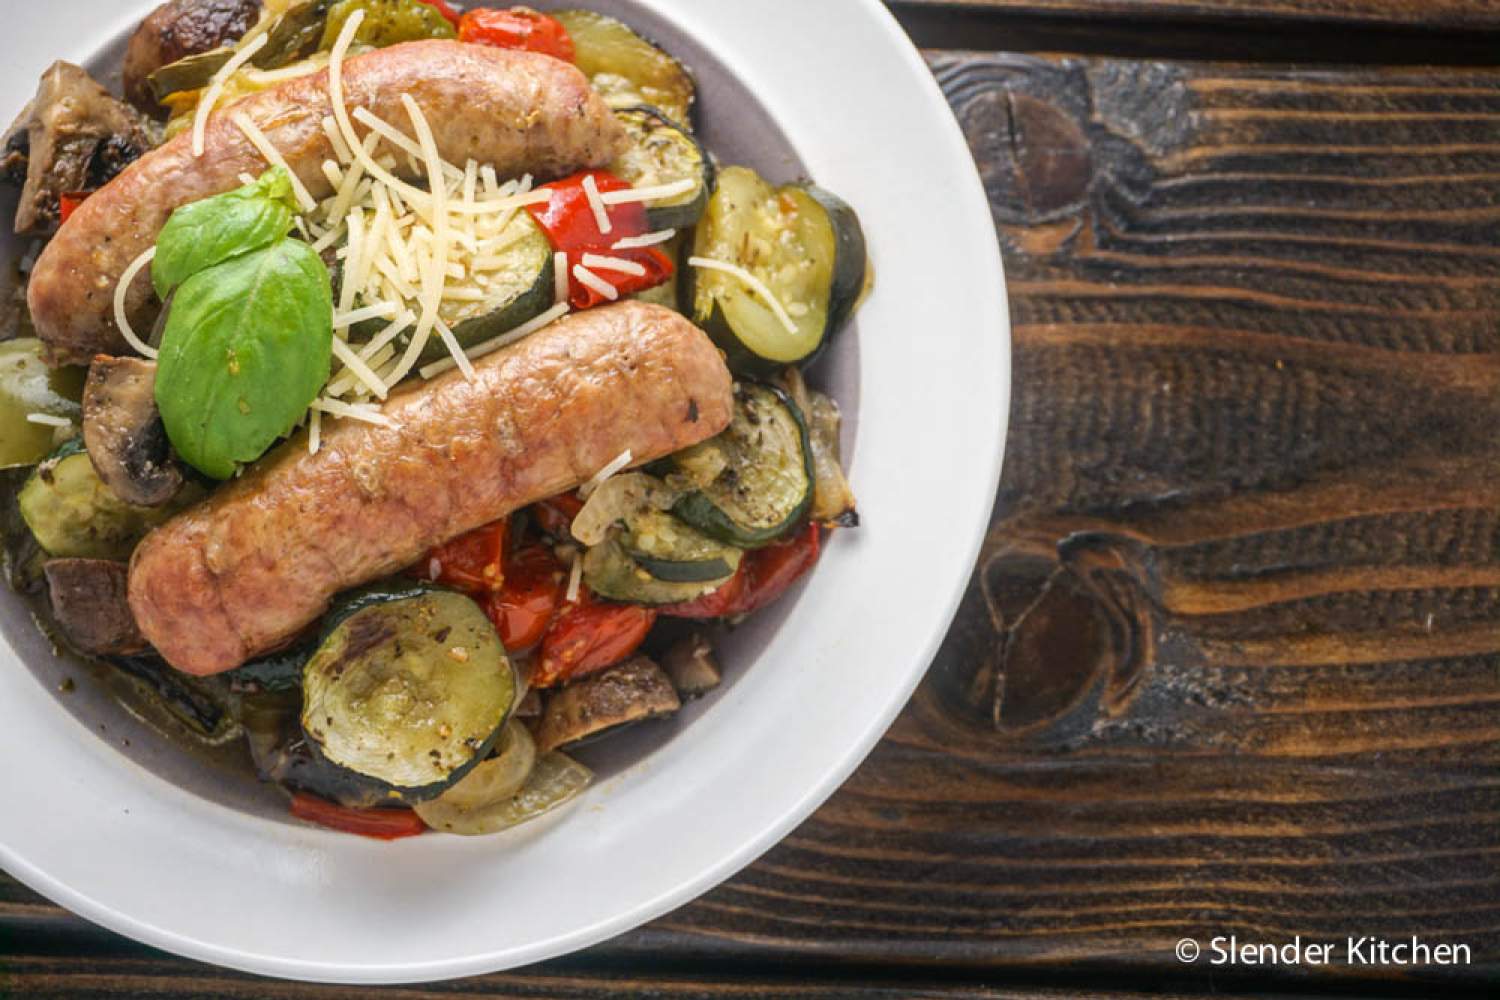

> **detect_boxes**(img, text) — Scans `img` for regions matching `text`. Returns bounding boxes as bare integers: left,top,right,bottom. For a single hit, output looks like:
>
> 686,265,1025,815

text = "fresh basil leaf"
151,167,298,300
156,239,333,480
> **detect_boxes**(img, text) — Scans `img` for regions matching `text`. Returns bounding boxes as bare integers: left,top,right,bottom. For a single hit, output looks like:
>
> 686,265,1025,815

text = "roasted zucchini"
621,508,742,583
582,531,738,606
686,166,867,372
552,9,695,127
300,581,517,805
610,107,713,230
18,440,199,560
0,337,84,469
671,383,813,548
428,211,554,358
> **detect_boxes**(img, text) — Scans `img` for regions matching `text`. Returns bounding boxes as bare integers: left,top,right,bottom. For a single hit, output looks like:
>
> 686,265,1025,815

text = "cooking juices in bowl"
0,0,865,839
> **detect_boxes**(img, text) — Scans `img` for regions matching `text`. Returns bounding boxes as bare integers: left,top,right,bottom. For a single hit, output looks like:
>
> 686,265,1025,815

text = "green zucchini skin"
684,168,867,375
18,439,199,560
804,185,868,349
631,553,733,583
671,383,815,549
582,536,736,605
298,581,517,806
611,106,714,231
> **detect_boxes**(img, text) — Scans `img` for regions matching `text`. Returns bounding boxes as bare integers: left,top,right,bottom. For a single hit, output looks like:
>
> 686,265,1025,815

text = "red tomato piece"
661,523,822,619
525,170,674,309
483,544,565,650
289,793,426,840
418,519,510,594
58,191,90,224
532,491,584,539
534,589,657,687
458,7,574,60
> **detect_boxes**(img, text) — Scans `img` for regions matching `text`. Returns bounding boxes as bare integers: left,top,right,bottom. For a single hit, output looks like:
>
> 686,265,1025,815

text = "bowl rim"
0,0,1010,983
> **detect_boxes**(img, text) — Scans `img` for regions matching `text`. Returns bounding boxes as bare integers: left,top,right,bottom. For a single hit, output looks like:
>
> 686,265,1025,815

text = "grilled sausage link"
29,40,627,365
128,302,733,675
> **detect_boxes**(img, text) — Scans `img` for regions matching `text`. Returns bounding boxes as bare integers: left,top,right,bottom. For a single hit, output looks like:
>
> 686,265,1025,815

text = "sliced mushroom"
514,687,543,719
123,0,262,114
533,655,681,753
661,631,721,698
82,356,183,507
43,558,148,656
3,63,154,234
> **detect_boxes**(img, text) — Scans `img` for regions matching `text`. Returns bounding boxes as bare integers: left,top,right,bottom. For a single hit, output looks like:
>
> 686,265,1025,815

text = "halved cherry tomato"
416,0,462,28
289,793,426,840
526,170,674,310
662,523,822,619
418,519,510,593
458,7,574,60
58,191,90,224
484,544,565,649
535,588,657,687
533,491,584,539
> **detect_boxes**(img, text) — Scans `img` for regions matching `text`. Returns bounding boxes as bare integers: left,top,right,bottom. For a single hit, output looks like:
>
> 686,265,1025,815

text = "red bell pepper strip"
417,0,462,29
661,523,823,619
534,588,657,687
58,191,89,225
417,519,510,594
458,7,574,60
526,170,674,310
483,544,565,649
289,793,426,840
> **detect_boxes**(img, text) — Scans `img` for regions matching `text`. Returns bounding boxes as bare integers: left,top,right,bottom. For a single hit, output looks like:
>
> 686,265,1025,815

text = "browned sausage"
29,40,627,366
122,0,262,114
128,302,733,676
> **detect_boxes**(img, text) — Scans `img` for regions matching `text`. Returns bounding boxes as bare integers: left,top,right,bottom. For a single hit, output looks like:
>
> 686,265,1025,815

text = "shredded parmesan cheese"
311,397,397,428
333,301,398,327
689,256,799,335
330,337,389,399
230,111,317,212
25,413,71,428
581,173,611,234
308,408,322,454
579,449,634,499
432,318,476,381
418,301,568,379
612,229,676,250
565,550,583,603
553,251,570,305
581,253,646,277
192,31,268,158
572,263,619,301
599,178,696,205
113,246,159,359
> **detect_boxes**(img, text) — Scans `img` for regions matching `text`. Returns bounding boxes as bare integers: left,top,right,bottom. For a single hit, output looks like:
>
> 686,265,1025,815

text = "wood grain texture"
890,0,1500,29
7,46,1500,1000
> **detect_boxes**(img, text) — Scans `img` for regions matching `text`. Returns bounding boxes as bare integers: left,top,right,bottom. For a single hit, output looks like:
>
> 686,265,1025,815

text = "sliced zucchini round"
552,9,696,128
610,107,713,231
671,383,813,548
428,211,554,360
621,508,742,583
300,582,516,804
686,166,867,373
583,531,738,606
18,439,200,560
1,337,84,469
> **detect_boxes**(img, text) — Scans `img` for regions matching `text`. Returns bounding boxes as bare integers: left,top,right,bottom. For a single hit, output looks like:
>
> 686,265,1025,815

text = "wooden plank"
888,0,1500,30
8,51,1500,997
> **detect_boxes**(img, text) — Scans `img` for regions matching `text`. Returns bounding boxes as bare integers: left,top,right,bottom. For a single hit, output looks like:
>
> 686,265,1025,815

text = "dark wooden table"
7,1,1500,996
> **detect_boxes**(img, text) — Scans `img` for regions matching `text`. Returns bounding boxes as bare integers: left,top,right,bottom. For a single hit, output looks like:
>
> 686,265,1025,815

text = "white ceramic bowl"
0,0,1008,983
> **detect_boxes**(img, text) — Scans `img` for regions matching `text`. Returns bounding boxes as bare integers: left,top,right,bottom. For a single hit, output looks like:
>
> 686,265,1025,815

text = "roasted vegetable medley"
0,0,867,840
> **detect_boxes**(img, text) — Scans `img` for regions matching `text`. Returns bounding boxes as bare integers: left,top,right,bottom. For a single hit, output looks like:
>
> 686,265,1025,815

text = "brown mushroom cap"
533,655,681,753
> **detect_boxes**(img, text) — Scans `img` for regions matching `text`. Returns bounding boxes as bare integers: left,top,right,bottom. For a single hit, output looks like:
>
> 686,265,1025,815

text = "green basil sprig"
152,167,298,299
151,168,333,480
